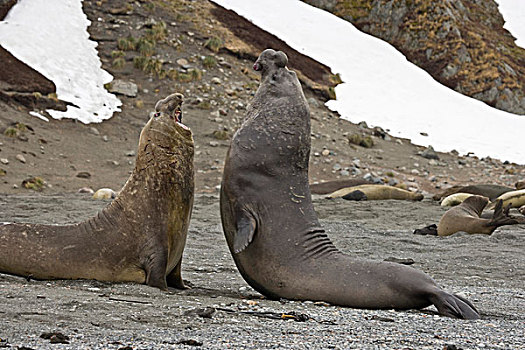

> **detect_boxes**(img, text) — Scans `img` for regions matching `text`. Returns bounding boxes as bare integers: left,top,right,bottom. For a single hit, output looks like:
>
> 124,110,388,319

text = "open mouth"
173,106,182,123
173,107,190,131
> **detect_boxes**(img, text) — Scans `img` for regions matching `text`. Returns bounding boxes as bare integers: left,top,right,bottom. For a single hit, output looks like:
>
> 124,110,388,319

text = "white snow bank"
495,0,525,48
213,0,525,164
0,0,121,123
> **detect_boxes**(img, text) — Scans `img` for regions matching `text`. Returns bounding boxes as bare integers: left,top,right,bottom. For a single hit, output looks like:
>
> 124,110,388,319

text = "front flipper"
431,291,480,320
144,251,169,291
233,210,257,254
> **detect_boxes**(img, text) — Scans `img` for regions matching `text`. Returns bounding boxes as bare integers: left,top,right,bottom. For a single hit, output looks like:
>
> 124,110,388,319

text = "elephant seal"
220,49,479,319
437,195,525,236
432,184,513,202
309,179,372,195
92,188,117,200
327,184,423,201
0,93,194,290
515,180,525,190
487,189,525,210
440,193,475,207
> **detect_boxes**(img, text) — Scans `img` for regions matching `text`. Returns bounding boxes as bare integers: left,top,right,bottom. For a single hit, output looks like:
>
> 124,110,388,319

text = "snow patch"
0,0,121,124
29,111,49,122
213,0,525,164
495,0,525,48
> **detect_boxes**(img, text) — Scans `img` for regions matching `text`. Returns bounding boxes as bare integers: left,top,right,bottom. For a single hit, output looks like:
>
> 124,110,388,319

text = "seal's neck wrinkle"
115,121,194,217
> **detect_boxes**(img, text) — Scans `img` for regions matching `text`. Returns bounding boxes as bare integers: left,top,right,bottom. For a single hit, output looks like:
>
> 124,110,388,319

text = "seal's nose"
253,62,261,71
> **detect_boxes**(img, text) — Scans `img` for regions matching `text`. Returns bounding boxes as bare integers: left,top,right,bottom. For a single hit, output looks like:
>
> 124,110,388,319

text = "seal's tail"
431,292,480,320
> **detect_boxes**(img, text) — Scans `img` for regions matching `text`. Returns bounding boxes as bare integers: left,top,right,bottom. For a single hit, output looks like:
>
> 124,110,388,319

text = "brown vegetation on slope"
304,0,525,114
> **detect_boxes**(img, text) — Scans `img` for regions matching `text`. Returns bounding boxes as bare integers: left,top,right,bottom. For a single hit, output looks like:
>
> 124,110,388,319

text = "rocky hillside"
303,0,525,115
0,0,524,196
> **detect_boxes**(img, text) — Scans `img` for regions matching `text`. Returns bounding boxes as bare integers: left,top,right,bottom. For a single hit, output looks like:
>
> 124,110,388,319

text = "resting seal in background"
0,93,194,290
432,184,513,202
327,184,423,201
440,193,475,207
309,179,372,195
487,189,525,210
437,195,525,236
220,49,479,319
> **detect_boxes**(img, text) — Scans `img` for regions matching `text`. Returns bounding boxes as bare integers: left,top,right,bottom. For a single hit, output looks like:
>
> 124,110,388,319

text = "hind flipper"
430,292,480,319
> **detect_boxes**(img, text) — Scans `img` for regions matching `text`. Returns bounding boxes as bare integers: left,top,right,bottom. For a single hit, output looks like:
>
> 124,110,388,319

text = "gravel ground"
0,193,524,349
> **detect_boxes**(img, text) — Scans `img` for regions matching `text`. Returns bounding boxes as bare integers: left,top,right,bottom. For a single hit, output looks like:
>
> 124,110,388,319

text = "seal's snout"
253,62,261,71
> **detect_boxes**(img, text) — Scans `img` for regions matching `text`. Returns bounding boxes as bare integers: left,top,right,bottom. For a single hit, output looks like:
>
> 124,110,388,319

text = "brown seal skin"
0,93,194,290
432,184,513,202
437,195,525,236
309,179,372,195
220,49,480,319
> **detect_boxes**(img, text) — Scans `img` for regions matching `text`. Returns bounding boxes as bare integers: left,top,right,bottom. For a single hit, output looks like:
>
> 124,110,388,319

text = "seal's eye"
154,112,161,118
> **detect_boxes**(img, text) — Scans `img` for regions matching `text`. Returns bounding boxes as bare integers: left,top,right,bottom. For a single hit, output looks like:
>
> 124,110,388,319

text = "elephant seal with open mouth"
220,49,479,319
0,93,194,290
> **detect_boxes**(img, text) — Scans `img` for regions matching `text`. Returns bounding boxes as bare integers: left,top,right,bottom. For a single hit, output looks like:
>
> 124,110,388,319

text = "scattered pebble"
420,145,439,160
40,332,70,344
16,154,26,163
176,58,189,66
184,307,216,319
0,158,8,165
384,257,415,265
89,127,100,136
78,187,94,194
177,339,203,347
76,172,91,179
307,97,319,108
107,79,138,97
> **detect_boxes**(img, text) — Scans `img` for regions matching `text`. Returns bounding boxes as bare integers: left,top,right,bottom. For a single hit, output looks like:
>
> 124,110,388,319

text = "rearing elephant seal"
0,93,194,290
220,49,480,319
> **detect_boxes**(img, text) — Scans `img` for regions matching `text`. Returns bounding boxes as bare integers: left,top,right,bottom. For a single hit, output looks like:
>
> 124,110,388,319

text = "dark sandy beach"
1,193,523,349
